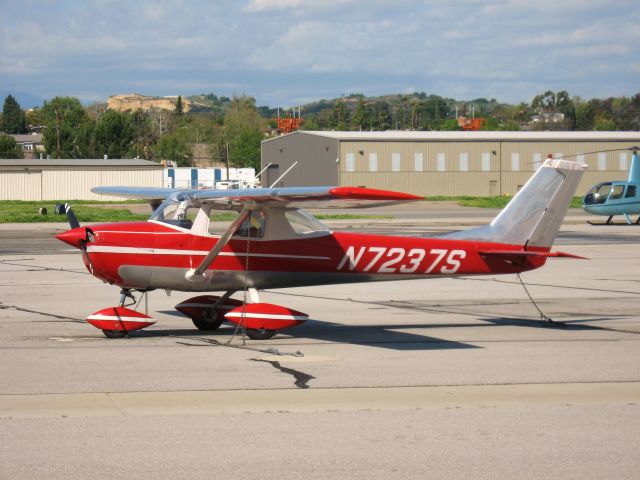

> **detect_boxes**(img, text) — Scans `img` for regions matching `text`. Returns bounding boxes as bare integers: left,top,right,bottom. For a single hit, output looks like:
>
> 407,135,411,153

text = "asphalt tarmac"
1,206,640,479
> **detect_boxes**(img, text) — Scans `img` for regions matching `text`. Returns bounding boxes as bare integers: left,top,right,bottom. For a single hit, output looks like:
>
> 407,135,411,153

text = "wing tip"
329,186,423,201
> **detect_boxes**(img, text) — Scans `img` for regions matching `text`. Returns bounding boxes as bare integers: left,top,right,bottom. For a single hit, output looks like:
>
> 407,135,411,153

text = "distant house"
530,111,565,124
10,133,44,159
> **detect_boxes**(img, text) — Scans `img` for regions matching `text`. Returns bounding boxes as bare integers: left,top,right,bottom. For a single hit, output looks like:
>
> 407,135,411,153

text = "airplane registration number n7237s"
336,246,467,274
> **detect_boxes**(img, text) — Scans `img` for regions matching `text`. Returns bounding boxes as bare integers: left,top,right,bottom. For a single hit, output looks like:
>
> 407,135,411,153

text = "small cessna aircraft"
57,157,586,339
583,148,640,225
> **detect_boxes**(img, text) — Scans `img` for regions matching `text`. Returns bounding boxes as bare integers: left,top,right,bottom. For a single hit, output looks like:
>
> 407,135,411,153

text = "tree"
222,95,264,169
440,118,462,131
331,100,350,130
155,133,192,166
350,98,366,130
94,110,135,158
41,97,89,158
1,95,27,134
0,134,24,158
593,116,617,131
175,95,184,116
530,90,576,130
129,109,158,159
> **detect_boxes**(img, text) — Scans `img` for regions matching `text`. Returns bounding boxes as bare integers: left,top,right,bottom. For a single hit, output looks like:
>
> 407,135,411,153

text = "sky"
1,0,639,108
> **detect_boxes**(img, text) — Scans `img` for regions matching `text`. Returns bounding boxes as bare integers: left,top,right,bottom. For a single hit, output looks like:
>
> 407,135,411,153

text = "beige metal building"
0,159,164,201
261,131,640,196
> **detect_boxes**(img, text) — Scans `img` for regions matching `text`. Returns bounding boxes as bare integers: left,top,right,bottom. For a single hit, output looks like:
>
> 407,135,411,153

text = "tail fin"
628,149,640,184
444,159,587,249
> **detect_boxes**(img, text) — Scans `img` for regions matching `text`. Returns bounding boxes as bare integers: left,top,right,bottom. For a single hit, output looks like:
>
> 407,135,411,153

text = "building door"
489,180,498,196
266,164,280,187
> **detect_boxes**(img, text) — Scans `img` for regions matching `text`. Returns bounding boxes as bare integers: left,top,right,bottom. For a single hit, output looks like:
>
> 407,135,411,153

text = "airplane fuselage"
62,220,547,292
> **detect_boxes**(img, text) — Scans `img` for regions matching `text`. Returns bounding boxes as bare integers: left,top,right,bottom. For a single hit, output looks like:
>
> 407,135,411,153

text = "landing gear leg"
606,215,613,225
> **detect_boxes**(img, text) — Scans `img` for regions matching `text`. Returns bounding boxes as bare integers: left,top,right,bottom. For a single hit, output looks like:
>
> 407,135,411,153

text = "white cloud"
243,0,353,13
243,0,304,12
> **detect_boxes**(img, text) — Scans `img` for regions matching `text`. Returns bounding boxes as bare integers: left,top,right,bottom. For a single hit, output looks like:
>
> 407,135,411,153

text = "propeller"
64,202,80,229
59,203,95,274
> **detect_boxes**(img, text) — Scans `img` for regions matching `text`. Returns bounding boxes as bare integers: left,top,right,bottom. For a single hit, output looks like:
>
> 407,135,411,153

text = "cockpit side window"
285,209,329,235
233,210,266,239
208,210,266,239
625,185,637,198
610,184,625,200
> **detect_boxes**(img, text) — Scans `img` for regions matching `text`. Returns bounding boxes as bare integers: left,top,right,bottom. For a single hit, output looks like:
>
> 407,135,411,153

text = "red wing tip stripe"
225,312,308,321
87,314,156,323
329,186,423,201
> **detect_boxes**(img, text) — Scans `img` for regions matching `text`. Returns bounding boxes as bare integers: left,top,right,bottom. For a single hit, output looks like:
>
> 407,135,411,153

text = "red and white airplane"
57,158,586,339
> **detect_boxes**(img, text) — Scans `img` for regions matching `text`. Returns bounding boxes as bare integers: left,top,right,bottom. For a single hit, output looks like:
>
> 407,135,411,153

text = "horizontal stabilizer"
479,250,587,260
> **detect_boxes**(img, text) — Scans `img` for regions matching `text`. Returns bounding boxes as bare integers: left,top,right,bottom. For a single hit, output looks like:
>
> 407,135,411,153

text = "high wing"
91,185,423,209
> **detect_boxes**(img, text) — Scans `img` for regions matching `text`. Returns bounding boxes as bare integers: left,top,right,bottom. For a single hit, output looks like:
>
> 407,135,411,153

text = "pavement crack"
0,259,89,275
0,303,84,323
251,358,315,389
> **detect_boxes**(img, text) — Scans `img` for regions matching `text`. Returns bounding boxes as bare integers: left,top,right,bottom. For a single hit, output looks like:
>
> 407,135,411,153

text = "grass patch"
425,196,583,209
0,201,148,223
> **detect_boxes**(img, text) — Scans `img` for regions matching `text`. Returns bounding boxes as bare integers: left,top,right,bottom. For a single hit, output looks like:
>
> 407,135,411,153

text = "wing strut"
185,208,251,283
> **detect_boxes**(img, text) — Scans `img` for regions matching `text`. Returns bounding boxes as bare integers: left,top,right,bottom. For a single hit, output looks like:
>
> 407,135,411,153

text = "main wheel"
102,329,127,339
245,328,277,340
191,308,224,331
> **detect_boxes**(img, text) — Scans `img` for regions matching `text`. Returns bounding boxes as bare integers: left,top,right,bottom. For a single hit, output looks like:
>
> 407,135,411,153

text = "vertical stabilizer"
443,159,587,248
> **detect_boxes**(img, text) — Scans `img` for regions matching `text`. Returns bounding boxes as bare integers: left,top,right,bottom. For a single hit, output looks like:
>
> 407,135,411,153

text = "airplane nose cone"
55,226,88,249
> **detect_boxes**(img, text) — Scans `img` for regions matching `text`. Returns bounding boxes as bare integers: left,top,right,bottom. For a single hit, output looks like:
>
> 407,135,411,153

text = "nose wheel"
86,289,156,339
102,329,127,339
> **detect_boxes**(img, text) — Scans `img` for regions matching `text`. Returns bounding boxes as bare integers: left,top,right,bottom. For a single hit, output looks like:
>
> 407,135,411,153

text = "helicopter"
583,147,640,225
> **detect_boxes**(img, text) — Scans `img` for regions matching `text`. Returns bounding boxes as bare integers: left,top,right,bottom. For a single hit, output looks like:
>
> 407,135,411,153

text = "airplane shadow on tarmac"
139,310,637,351
150,310,478,351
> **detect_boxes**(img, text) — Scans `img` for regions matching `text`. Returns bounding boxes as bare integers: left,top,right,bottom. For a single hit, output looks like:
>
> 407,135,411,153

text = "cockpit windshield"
149,193,199,229
149,197,329,239
584,183,612,205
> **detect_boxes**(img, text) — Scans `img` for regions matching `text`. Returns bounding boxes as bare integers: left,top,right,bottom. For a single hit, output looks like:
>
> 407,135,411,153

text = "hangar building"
0,159,164,201
261,131,640,196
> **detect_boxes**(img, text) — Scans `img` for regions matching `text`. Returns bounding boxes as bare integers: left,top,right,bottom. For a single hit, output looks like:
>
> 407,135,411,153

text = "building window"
437,153,446,172
482,152,491,172
391,153,401,172
345,153,355,172
511,152,520,172
533,153,542,170
619,152,628,171
414,153,423,172
577,153,585,164
369,153,378,172
459,152,468,172
598,152,607,171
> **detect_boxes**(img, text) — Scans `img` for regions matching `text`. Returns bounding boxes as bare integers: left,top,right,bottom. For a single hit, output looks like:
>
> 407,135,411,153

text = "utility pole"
225,142,230,181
